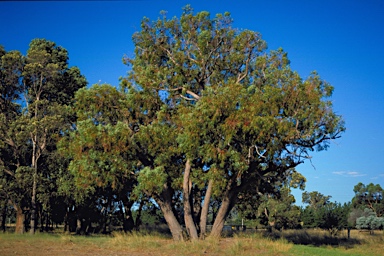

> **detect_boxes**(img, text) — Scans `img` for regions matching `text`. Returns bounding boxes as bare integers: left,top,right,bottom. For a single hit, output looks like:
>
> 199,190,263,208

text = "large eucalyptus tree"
124,6,344,240
62,6,344,241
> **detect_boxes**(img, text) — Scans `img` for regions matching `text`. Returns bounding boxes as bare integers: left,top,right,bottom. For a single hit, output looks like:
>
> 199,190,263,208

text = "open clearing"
0,229,383,256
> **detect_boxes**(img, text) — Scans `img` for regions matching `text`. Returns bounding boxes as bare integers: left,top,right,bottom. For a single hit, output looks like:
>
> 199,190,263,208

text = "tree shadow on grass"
264,229,361,249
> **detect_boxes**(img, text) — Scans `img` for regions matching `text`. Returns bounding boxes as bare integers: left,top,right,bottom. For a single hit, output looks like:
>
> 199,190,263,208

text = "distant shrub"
356,208,384,232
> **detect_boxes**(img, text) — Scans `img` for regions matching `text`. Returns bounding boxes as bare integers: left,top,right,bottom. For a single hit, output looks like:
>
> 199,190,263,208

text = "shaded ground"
265,229,361,247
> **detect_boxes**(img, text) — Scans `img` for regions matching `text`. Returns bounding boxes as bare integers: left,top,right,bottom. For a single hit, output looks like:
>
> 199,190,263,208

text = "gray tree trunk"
157,199,184,241
30,164,37,234
209,189,237,238
155,183,184,241
199,180,213,239
183,159,199,240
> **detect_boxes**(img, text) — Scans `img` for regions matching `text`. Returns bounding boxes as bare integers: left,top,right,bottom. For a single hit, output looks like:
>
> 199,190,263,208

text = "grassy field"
0,229,383,256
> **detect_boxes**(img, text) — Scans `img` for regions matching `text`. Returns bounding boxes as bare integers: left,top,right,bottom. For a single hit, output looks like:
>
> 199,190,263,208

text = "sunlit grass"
110,231,167,251
0,229,383,255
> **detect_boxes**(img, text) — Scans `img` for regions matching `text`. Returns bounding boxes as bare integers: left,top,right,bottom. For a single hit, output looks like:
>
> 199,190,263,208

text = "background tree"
356,208,384,234
236,170,305,230
0,39,86,234
0,46,28,234
352,182,383,217
301,191,332,229
316,202,349,236
256,187,302,230
22,39,86,234
301,190,349,235
302,191,332,210
58,84,142,233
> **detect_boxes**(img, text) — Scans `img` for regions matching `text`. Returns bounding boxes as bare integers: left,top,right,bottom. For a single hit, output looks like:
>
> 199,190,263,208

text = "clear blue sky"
1,0,383,205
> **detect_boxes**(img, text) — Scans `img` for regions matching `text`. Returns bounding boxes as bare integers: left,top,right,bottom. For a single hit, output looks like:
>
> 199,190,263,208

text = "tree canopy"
0,39,87,234
62,7,345,240
352,182,383,217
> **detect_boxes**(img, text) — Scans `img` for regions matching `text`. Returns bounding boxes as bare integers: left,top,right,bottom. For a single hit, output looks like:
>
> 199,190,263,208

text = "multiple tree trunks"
122,7,343,241
1,8,344,241
0,39,87,236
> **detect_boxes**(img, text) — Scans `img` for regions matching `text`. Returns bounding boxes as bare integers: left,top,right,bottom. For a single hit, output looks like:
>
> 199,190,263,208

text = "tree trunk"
158,199,184,241
155,184,184,241
199,180,213,239
15,205,25,234
123,209,135,232
193,189,202,228
1,199,7,232
76,218,82,235
209,190,237,238
30,95,43,235
134,199,145,230
64,210,69,233
45,213,50,232
30,166,37,234
39,210,44,232
30,135,38,234
183,159,198,240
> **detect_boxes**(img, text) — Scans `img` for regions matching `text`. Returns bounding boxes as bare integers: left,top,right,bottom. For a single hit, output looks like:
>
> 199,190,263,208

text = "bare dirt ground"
0,236,246,256
0,239,168,256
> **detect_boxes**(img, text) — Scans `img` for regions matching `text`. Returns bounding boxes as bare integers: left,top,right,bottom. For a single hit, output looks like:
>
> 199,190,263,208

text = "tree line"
0,6,353,240
227,183,383,236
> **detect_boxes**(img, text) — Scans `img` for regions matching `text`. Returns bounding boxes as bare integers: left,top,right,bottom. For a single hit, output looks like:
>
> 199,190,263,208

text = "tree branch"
186,90,200,100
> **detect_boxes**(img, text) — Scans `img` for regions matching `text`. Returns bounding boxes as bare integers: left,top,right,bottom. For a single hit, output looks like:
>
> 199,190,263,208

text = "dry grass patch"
1,230,382,256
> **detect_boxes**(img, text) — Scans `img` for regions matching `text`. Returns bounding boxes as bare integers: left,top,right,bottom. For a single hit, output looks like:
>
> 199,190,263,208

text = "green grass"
290,245,363,256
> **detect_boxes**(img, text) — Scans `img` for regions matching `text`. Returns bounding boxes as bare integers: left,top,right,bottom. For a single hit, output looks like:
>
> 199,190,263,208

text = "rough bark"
15,205,25,234
183,159,199,240
199,179,213,239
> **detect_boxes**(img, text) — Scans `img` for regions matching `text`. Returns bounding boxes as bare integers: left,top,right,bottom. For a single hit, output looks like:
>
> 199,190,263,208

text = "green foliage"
0,5,349,239
316,202,349,236
302,191,332,210
356,208,384,230
257,187,302,229
301,192,350,236
0,39,86,233
134,166,167,196
352,182,383,217
0,6,345,238
123,6,344,239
